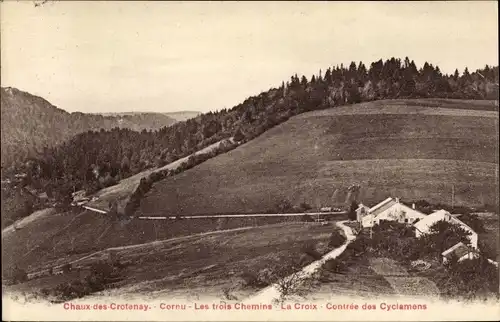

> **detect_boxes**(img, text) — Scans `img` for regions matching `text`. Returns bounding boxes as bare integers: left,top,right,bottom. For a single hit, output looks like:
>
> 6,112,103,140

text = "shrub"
269,263,316,303
12,267,28,284
52,281,91,301
436,256,499,301
277,199,293,213
221,287,238,301
300,214,314,222
322,258,347,274
301,242,322,260
459,213,486,233
349,234,371,257
299,202,312,212
233,128,245,142
61,263,72,273
419,220,473,259
47,260,124,302
240,271,268,288
328,230,346,248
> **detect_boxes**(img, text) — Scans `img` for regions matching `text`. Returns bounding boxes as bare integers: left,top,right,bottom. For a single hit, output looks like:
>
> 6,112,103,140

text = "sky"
1,1,498,113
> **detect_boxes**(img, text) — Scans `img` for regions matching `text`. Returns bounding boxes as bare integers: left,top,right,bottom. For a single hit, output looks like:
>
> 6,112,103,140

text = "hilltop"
138,98,499,217
0,87,176,168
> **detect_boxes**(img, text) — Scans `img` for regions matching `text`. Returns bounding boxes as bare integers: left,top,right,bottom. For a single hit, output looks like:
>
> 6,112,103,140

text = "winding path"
242,220,356,303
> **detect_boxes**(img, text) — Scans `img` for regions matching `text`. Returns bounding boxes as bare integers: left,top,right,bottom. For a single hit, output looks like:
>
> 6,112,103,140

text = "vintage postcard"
1,1,499,321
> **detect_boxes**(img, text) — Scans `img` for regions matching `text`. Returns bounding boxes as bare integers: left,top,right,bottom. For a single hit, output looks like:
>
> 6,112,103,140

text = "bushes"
47,260,124,302
301,242,323,260
277,199,294,213
62,263,72,273
301,214,314,222
419,220,473,259
348,234,371,257
299,202,312,212
273,266,313,303
240,270,269,288
9,266,28,284
328,230,346,248
243,262,316,303
459,213,486,233
321,258,347,274
436,256,499,300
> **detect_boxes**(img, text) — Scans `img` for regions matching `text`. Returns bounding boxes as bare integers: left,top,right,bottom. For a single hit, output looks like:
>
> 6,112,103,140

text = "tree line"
3,57,498,204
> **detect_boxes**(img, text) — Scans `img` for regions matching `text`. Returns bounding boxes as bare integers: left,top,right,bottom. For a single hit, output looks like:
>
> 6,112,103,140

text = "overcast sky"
1,1,498,113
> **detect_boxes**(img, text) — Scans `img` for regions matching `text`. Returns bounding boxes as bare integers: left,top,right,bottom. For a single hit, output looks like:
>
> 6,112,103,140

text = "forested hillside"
3,57,498,203
0,87,177,168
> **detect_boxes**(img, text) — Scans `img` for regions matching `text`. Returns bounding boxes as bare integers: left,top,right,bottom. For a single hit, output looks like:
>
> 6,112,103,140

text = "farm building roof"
442,242,471,259
413,209,453,233
368,197,394,213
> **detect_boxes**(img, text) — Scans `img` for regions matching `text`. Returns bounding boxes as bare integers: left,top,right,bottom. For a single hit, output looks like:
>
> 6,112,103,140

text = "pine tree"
463,67,471,78
404,56,411,69
301,75,308,86
324,68,332,83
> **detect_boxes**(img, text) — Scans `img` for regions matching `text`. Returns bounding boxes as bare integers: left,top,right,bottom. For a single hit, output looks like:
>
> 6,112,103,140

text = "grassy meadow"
138,99,499,217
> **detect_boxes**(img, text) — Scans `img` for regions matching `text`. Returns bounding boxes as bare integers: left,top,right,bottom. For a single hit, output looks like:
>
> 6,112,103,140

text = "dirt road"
242,220,356,303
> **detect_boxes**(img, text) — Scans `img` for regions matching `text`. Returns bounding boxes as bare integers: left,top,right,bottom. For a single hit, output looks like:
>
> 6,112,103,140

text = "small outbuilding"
441,242,477,264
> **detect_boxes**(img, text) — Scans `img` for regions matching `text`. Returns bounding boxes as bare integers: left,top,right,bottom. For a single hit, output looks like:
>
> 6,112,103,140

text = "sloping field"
5,222,339,300
138,99,499,217
2,208,333,274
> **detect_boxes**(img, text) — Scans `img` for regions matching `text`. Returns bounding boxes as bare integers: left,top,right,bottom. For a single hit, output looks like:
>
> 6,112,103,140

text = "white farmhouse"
413,209,478,249
358,197,427,228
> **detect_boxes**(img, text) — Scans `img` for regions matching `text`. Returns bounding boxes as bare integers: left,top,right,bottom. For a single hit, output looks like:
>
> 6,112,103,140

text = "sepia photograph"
1,1,499,321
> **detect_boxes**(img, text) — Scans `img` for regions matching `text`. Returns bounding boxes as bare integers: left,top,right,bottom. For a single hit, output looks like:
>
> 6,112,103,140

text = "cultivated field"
2,209,345,275
5,222,341,300
138,99,499,217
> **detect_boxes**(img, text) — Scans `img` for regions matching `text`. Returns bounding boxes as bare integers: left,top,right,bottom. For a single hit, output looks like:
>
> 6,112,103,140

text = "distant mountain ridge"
0,87,177,168
162,111,201,122
99,110,201,122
